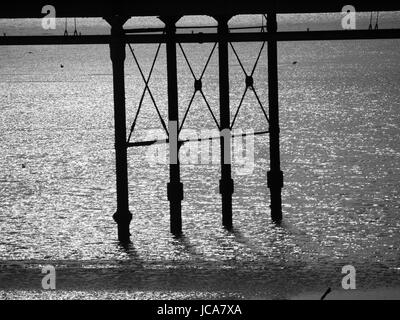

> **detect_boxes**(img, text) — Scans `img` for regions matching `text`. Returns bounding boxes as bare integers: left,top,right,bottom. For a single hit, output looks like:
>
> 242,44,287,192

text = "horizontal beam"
0,1,399,18
127,130,269,148
173,29,400,42
1,29,400,46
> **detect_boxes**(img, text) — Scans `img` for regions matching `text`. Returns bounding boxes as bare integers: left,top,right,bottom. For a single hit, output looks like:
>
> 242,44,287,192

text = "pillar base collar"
167,182,184,201
219,178,234,195
267,170,284,189
113,209,133,224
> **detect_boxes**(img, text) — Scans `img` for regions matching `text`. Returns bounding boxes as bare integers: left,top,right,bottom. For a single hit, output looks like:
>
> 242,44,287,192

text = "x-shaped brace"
127,41,169,143
178,42,220,133
229,32,270,130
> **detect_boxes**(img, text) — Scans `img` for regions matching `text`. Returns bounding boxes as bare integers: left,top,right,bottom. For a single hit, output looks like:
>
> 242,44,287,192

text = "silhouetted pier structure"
1,1,399,243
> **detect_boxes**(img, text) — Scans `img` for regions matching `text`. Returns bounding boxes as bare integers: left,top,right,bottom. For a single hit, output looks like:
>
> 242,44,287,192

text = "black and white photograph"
0,0,399,308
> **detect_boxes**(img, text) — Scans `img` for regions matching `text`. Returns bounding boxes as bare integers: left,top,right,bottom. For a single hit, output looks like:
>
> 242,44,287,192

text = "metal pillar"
161,16,184,236
216,16,234,230
106,15,132,243
267,9,283,222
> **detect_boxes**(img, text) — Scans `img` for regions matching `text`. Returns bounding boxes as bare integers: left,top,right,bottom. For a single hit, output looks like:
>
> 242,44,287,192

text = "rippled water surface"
0,17,399,299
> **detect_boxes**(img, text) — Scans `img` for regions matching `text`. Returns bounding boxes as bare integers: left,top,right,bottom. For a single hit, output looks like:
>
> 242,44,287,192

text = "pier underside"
0,1,399,242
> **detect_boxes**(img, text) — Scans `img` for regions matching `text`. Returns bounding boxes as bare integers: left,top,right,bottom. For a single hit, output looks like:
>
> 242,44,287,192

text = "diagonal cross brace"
127,42,169,139
178,42,220,133
127,40,164,143
229,35,270,130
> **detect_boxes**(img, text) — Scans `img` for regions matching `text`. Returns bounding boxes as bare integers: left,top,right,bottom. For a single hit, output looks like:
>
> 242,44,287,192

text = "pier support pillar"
267,9,283,222
216,15,234,230
106,15,132,243
161,16,184,236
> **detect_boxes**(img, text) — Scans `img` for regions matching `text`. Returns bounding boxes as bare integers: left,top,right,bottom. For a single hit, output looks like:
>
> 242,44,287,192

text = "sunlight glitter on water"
0,32,399,298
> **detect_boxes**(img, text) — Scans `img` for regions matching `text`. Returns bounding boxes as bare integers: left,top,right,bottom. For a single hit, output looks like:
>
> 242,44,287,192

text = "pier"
1,1,399,243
